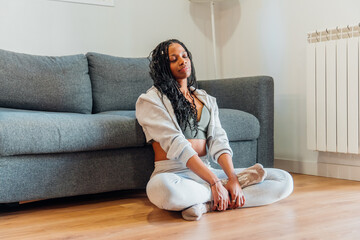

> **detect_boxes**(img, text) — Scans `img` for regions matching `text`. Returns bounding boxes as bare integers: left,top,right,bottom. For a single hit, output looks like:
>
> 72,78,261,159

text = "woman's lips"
179,66,189,72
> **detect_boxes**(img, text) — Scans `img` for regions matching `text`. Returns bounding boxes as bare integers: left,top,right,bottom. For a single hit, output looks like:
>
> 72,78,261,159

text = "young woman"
136,39,293,221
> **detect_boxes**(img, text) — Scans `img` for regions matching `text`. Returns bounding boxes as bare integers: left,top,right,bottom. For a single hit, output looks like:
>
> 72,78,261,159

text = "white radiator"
307,24,360,153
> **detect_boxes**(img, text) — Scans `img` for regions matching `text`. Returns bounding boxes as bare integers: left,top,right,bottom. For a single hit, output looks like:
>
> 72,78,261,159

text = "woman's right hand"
211,181,230,211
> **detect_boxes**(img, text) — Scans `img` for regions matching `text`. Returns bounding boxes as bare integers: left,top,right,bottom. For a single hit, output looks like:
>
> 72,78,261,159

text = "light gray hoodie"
135,86,233,166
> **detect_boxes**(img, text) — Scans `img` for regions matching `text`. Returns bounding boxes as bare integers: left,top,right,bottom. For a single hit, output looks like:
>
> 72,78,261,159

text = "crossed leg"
146,166,293,220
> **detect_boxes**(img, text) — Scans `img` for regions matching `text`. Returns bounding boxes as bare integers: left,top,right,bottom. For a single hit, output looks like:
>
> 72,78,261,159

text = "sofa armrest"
197,76,274,167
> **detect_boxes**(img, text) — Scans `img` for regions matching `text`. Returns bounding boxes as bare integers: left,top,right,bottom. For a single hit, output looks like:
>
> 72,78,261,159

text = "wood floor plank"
1,174,360,240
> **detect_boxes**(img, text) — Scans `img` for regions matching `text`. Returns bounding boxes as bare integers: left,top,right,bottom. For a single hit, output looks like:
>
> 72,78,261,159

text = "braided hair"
149,39,199,135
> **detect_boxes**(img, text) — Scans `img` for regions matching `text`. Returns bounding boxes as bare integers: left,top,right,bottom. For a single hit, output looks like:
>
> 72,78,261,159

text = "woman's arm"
206,97,233,164
186,154,230,211
203,95,245,208
136,93,197,165
217,153,245,208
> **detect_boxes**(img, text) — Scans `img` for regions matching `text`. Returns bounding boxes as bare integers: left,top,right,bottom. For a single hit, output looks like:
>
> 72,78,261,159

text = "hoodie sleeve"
135,93,198,165
207,97,233,163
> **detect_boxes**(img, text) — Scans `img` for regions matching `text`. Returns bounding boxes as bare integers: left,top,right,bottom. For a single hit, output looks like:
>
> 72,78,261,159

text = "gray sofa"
0,49,274,204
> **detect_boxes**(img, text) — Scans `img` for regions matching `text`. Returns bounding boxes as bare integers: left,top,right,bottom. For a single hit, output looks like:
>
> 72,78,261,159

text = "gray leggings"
146,159,294,211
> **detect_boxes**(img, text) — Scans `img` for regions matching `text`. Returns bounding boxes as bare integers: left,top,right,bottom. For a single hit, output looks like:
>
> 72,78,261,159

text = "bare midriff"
152,139,207,162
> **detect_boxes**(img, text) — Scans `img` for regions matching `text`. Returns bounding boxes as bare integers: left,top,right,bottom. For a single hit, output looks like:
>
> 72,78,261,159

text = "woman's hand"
216,154,246,209
211,181,230,211
225,178,245,209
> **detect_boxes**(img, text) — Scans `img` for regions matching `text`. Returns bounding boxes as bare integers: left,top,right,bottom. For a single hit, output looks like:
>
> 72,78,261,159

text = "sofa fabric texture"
219,109,259,141
0,108,145,157
86,52,153,113
0,49,92,114
0,147,154,203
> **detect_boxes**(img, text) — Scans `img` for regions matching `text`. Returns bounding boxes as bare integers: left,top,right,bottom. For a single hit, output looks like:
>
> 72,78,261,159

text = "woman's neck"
177,78,189,96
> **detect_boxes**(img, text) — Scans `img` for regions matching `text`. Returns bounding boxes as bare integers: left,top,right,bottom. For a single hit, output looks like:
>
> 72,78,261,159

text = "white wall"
0,0,218,79
216,0,360,179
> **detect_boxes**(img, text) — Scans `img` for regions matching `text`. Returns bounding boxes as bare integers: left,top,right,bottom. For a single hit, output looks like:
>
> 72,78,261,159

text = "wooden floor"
1,173,360,240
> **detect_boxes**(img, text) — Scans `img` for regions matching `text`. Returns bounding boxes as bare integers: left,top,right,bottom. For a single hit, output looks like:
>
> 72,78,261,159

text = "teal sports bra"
181,105,210,139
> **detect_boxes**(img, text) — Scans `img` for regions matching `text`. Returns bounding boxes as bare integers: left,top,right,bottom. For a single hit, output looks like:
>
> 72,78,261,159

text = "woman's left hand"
225,178,245,209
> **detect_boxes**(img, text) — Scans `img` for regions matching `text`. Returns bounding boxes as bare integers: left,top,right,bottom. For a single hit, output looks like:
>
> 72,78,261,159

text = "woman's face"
168,43,191,81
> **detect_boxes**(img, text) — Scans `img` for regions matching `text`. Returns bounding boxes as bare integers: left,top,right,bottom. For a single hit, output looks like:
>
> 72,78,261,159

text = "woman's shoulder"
192,86,211,96
136,86,163,105
193,88,216,103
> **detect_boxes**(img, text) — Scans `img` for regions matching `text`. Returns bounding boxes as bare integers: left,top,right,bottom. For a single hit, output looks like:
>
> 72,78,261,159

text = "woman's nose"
179,57,187,65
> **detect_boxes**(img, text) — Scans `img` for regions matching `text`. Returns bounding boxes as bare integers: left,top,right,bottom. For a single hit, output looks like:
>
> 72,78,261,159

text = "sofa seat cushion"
0,107,258,157
219,109,259,141
0,108,145,157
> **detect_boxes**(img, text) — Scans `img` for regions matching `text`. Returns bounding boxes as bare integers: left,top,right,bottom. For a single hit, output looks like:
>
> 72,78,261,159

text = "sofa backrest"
0,49,93,114
86,52,153,113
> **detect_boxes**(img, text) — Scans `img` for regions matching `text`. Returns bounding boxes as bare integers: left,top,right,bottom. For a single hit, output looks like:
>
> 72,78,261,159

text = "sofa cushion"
219,109,259,141
0,107,258,156
0,108,145,157
86,52,153,113
0,49,93,114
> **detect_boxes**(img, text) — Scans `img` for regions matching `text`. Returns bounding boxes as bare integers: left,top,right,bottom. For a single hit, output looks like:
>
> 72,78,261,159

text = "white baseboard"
274,158,360,181
274,159,318,175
